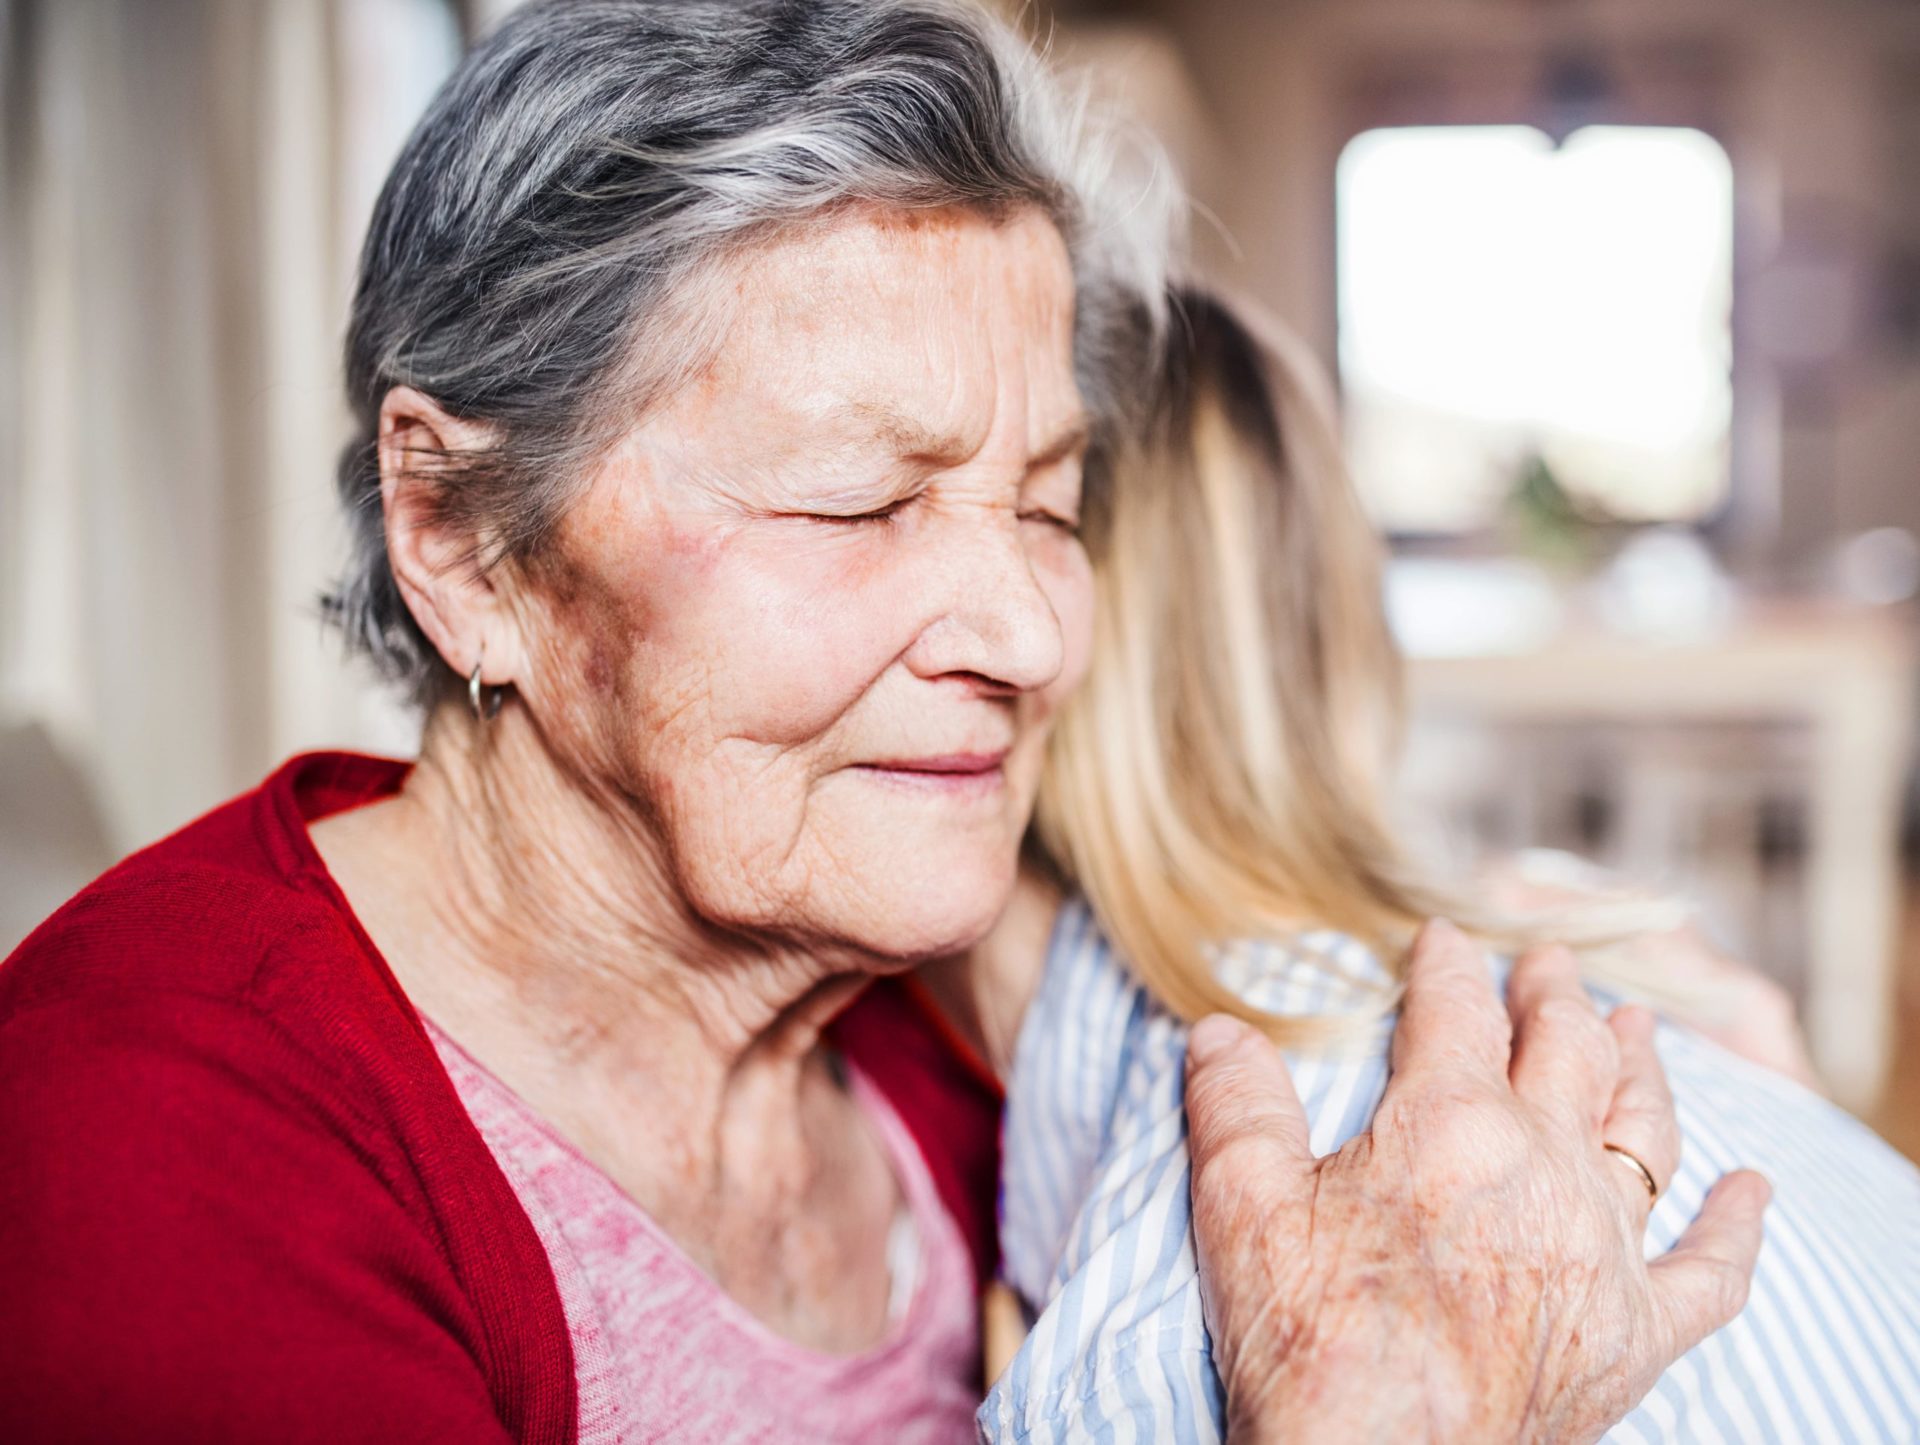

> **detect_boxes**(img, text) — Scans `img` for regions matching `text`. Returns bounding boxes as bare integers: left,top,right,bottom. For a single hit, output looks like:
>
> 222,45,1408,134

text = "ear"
377,385,530,690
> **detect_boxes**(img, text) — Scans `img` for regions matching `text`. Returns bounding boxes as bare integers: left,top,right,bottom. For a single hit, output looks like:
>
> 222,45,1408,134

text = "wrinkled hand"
1183,919,1771,1445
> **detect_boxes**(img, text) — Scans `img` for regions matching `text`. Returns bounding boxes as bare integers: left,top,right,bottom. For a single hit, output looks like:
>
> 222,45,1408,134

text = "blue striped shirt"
980,896,1920,1444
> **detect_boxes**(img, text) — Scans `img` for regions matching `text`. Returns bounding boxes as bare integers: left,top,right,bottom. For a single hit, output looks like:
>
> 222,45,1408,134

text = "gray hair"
324,0,1177,699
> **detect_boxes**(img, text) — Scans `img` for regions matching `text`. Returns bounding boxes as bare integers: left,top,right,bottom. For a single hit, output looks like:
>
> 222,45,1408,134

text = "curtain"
0,0,457,944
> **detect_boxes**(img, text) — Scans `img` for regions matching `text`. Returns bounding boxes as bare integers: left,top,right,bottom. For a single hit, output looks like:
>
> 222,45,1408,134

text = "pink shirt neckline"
421,1013,981,1443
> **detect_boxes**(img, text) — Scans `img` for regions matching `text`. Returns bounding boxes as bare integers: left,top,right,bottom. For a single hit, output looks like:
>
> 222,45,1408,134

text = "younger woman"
971,290,1920,1442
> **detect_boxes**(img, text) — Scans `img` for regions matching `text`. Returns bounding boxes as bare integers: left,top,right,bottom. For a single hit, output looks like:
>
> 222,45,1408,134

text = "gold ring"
1605,1143,1660,1203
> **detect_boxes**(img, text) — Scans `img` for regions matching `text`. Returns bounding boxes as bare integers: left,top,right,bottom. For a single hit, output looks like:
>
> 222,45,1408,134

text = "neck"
313,702,941,1352
328,702,873,1213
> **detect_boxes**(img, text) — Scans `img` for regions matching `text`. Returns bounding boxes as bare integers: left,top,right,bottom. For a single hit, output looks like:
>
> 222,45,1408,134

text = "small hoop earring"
468,647,503,722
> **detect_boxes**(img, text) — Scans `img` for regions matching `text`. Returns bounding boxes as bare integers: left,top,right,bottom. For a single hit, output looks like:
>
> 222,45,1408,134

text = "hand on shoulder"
1183,920,1771,1445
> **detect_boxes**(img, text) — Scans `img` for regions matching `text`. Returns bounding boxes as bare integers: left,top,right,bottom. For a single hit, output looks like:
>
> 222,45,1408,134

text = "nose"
902,512,1066,694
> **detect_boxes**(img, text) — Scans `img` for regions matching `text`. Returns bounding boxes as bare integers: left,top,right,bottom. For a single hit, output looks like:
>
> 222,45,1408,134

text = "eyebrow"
828,400,1092,470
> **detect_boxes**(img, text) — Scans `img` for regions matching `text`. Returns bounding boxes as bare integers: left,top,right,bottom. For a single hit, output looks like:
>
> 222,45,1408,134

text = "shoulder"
987,899,1225,1442
0,757,428,1201
1588,1021,1920,1442
2,758,388,1030
999,907,1920,1443
0,766,417,1181
998,897,1160,1298
1004,906,1397,1185
0,761,574,1444
0,970,534,1442
1011,897,1156,1130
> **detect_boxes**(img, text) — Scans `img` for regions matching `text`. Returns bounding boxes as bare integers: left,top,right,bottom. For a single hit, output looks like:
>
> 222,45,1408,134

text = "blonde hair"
1033,289,1682,1046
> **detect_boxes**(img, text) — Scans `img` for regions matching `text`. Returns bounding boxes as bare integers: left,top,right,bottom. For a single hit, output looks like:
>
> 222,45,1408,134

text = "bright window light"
1336,125,1734,534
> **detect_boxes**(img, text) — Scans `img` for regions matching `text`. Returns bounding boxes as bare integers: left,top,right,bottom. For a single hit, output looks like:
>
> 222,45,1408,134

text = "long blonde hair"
1033,289,1675,1045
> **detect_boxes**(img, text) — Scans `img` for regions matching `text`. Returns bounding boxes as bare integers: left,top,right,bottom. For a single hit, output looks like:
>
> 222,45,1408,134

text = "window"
1336,125,1734,535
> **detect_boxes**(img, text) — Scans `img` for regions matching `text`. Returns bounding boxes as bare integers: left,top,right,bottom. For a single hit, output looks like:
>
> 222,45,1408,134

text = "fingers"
1183,1017,1315,1392
1389,919,1512,1085
1184,1014,1315,1206
1507,944,1620,1129
1647,1169,1772,1357
1601,1004,1681,1202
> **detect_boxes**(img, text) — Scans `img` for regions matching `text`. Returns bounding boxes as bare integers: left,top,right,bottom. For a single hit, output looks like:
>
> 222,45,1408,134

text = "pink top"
423,1018,982,1444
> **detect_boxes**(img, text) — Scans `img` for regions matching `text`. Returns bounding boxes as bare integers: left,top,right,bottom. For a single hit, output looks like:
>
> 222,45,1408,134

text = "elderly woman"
0,3,1762,1442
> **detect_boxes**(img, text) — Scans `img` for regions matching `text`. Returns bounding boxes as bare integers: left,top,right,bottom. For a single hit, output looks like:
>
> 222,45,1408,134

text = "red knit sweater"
0,753,1002,1444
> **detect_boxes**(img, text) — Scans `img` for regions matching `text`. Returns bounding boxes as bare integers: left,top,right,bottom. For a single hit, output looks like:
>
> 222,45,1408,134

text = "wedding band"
1605,1143,1660,1203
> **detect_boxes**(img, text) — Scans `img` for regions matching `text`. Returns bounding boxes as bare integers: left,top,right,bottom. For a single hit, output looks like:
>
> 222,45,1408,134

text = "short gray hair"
324,0,1176,698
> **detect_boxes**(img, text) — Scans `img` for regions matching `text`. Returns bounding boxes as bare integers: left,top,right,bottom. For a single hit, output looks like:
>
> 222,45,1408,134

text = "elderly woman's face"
521,206,1091,959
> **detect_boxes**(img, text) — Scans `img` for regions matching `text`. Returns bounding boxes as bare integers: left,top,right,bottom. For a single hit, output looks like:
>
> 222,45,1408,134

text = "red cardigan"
0,753,1002,1444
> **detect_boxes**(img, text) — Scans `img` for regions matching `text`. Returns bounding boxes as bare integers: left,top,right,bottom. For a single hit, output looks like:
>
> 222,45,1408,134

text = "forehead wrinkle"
634,208,1081,515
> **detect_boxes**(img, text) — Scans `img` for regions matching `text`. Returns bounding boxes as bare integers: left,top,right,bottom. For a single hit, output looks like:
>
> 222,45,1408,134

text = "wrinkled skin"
1183,921,1771,1444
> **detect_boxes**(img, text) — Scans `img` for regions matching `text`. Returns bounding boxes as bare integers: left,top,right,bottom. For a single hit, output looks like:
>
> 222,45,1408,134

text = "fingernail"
1420,917,1462,946
1189,1013,1251,1066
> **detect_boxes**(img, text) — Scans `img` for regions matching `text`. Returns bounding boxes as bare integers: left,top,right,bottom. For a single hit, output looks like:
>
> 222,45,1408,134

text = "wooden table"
1407,606,1916,1110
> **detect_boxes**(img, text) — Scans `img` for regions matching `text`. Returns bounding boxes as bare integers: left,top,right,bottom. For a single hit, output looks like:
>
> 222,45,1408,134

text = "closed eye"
808,499,908,525
802,499,1076,532
1021,509,1082,536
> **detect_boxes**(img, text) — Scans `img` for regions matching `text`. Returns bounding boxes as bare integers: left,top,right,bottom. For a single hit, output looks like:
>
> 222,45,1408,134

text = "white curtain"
0,0,458,945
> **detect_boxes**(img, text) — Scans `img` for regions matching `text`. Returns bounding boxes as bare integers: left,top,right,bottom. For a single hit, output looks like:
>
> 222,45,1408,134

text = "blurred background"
1,0,1916,1148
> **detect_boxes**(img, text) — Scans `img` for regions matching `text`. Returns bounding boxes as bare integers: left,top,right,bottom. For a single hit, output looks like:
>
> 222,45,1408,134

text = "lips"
857,750,1010,775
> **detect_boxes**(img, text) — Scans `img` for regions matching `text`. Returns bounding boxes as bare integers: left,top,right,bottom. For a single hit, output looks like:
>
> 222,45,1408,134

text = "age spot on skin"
583,644,616,697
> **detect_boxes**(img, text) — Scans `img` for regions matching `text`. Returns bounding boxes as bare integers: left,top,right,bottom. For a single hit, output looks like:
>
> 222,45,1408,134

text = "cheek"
521,486,672,716
680,536,911,748
513,549,647,746
564,521,921,812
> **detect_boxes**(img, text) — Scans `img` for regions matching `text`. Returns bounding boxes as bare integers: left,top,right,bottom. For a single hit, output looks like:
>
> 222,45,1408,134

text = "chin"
847,860,1019,962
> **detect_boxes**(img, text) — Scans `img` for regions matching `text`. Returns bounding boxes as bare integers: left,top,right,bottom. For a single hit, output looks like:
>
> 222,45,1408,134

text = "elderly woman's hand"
1182,920,1772,1444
